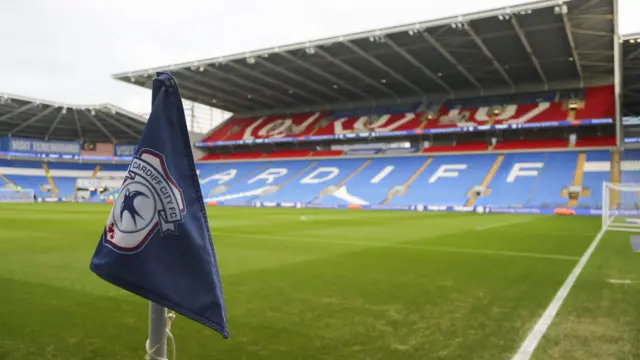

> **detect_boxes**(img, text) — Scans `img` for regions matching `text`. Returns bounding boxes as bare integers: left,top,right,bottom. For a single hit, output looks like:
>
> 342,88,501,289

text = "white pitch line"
607,279,634,284
511,230,606,360
216,232,579,261
475,217,536,231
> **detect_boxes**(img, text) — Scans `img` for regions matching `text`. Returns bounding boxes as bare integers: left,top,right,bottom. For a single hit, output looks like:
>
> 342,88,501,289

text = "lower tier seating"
195,149,635,209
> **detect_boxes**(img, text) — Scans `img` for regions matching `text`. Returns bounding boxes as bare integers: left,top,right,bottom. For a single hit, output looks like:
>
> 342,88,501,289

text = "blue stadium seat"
4,175,50,196
199,161,270,199
390,154,497,206
213,160,316,203
326,157,427,205
579,150,611,208
476,152,577,207
259,159,368,203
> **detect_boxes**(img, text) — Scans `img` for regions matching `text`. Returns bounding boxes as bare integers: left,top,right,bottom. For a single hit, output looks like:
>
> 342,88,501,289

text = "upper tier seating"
202,86,614,143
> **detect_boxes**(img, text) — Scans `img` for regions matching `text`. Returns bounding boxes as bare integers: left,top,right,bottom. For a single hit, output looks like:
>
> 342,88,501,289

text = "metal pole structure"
148,302,167,359
613,0,622,148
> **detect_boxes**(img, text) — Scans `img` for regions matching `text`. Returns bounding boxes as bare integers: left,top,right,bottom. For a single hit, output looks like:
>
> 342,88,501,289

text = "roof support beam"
257,59,349,102
315,48,397,97
94,112,141,139
510,16,548,88
176,86,238,113
44,108,66,139
73,110,83,140
421,32,483,92
383,38,454,96
279,52,372,99
82,110,116,143
227,62,327,104
575,0,603,12
561,9,584,87
9,106,57,135
177,73,264,109
626,48,640,61
112,114,146,130
465,25,515,90
0,103,38,123
204,65,301,106
571,29,612,37
178,69,279,108
343,41,426,95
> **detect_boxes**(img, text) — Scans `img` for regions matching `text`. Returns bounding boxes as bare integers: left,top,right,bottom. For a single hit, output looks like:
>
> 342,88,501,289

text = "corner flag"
90,72,228,339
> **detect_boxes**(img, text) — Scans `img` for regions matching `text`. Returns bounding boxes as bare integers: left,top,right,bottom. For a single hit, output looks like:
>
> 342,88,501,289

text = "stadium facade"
1,0,639,216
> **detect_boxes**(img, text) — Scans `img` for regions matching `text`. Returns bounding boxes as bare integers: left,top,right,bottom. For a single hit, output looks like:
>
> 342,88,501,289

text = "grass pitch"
0,203,639,359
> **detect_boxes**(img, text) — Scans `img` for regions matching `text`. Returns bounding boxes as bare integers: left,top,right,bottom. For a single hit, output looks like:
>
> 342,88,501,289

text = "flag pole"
147,302,167,359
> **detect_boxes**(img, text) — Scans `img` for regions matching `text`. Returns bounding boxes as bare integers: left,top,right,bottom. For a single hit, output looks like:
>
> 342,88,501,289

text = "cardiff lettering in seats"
506,163,544,182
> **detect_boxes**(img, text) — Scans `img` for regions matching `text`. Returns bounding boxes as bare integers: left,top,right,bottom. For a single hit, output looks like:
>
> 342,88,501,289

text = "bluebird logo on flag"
90,72,229,338
105,149,185,253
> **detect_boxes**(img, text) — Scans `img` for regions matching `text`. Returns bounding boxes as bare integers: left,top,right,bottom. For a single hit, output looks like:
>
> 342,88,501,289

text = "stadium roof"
114,0,615,117
0,93,146,144
622,32,640,116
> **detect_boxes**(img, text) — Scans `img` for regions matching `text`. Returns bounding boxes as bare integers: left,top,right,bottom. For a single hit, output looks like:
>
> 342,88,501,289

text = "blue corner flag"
90,72,228,338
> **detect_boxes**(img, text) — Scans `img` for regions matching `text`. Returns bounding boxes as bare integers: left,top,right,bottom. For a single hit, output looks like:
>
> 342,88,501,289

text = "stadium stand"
199,86,614,144
189,150,627,209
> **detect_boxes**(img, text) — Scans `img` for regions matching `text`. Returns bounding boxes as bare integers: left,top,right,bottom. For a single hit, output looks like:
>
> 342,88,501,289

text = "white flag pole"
147,302,168,359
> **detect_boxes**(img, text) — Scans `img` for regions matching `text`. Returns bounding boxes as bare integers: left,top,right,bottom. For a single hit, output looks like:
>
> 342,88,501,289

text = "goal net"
602,182,640,232
0,188,35,202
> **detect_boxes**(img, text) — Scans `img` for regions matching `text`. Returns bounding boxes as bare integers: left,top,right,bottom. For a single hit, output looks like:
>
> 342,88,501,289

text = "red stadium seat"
262,150,311,158
574,136,616,148
198,87,615,153
422,142,488,153
311,150,343,157
492,139,568,150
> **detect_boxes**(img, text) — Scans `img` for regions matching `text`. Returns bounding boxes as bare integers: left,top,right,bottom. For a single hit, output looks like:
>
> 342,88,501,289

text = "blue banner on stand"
114,144,138,157
5,136,80,154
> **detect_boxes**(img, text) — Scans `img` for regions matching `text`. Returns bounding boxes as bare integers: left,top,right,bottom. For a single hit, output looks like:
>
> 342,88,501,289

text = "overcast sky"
0,0,638,118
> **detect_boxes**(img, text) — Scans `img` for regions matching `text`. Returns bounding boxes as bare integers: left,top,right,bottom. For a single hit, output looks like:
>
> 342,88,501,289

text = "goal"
0,188,35,202
602,182,640,232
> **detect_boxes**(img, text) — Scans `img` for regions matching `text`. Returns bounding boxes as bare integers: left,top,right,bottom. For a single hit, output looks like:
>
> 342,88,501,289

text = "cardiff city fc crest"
104,148,185,253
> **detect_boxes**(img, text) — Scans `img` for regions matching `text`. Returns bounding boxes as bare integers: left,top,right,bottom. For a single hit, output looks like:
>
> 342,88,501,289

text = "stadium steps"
41,162,58,197
567,152,587,208
309,160,372,204
91,165,101,178
611,149,621,207
567,105,578,121
465,154,504,207
382,157,432,205
0,173,17,187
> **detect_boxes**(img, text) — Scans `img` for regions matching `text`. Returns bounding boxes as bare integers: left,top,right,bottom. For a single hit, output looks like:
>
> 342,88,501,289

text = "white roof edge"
0,92,147,122
112,0,570,79
621,33,640,41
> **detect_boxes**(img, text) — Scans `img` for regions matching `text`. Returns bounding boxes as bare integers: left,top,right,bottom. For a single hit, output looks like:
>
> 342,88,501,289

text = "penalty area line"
511,229,606,360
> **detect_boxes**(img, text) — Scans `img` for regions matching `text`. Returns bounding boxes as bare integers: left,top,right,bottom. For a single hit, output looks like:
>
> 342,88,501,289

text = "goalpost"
602,182,640,232
0,188,35,203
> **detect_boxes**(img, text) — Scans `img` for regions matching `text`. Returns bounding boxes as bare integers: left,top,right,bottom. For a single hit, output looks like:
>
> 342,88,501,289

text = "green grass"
0,203,638,359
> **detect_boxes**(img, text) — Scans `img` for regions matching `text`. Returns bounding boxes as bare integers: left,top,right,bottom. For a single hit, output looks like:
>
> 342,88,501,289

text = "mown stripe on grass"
217,232,580,261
